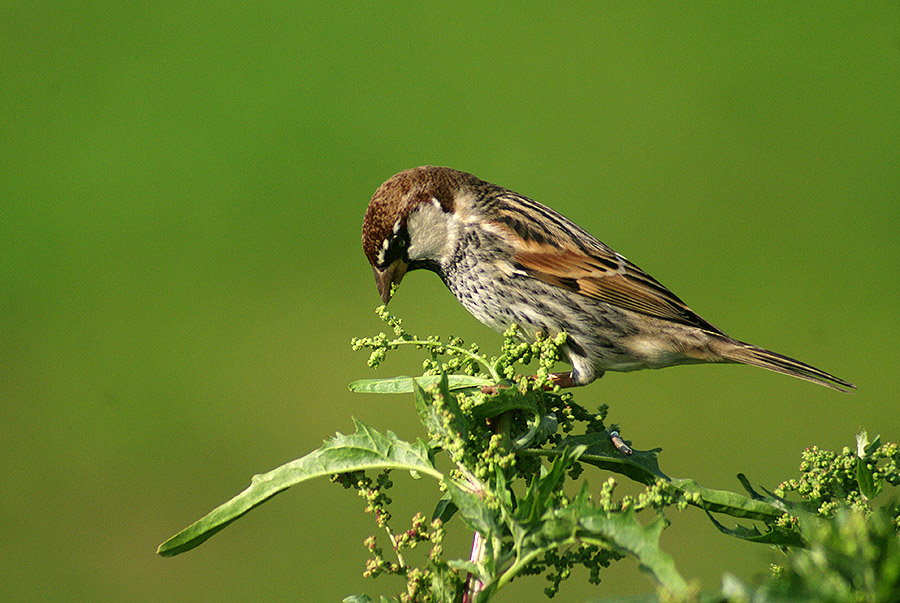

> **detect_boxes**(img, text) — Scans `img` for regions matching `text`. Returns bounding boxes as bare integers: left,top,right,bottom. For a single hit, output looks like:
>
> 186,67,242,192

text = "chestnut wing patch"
515,247,723,334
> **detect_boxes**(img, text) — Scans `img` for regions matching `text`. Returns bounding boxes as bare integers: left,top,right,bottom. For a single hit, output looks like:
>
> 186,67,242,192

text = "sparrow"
361,166,854,392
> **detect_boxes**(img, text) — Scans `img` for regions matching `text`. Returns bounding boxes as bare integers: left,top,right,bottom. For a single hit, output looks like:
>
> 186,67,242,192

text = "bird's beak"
373,260,409,304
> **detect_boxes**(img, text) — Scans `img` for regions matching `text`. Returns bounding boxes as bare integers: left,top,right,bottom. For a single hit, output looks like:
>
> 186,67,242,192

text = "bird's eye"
377,230,411,268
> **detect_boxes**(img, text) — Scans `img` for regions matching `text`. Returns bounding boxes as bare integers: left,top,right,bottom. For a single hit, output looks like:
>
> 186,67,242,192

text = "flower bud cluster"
332,469,394,527
337,468,453,601
776,439,900,518
528,539,625,597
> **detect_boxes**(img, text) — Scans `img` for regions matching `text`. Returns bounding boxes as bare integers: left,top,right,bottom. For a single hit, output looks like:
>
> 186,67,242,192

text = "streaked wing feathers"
483,189,723,333
515,244,723,334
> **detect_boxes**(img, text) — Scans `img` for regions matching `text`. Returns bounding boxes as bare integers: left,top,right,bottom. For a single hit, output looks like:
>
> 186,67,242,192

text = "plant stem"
463,410,513,602
390,338,501,381
462,531,486,603
496,547,545,590
384,525,406,568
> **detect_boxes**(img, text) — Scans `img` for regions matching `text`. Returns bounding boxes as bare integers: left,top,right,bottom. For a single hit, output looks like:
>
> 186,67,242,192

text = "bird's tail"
713,337,855,393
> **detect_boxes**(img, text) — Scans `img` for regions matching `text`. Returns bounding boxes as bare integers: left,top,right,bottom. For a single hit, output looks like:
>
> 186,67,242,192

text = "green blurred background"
2,3,898,601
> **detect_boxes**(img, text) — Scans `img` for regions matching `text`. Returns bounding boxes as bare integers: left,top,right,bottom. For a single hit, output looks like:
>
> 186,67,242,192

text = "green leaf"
444,480,498,536
566,433,785,522
412,373,471,440
157,419,442,556
579,510,688,595
702,507,805,547
349,375,493,393
857,457,882,500
515,446,585,524
865,434,882,457
855,428,883,500
469,386,541,420
855,427,881,458
431,494,458,524
513,412,558,449
428,563,464,603
446,559,480,574
569,434,794,551
668,477,785,521
856,428,870,457
736,472,768,501
562,432,668,485
509,486,688,596
413,378,443,435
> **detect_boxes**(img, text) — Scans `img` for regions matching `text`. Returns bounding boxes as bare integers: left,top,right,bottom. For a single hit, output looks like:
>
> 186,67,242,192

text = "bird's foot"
547,371,577,388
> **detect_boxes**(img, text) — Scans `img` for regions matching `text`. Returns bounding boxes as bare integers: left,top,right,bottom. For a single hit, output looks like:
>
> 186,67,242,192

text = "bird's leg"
547,371,576,388
546,373,630,455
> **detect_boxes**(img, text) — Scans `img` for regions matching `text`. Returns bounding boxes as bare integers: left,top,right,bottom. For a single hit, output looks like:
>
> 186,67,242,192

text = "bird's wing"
488,192,723,334
516,245,722,332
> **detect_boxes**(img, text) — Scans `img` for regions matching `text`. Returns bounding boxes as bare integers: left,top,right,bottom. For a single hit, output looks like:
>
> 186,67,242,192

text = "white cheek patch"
406,202,458,262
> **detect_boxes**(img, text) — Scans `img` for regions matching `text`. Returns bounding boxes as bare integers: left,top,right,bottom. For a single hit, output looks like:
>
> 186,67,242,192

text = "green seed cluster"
593,477,684,514
536,545,625,598
352,306,576,385
332,469,394,528
351,306,486,378
334,469,456,602
776,441,900,519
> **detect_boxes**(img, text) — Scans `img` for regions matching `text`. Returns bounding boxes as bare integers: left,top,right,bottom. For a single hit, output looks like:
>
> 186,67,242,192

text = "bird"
361,166,854,392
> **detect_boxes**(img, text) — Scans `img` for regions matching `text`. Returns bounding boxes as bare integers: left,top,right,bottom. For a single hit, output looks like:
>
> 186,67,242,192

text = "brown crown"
361,166,479,264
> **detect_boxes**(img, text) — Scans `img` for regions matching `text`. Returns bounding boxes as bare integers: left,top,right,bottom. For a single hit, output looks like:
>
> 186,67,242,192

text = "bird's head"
362,166,477,303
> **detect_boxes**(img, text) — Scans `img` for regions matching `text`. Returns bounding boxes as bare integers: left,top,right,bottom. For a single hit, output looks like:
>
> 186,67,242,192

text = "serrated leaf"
515,446,585,524
444,480,497,536
349,375,493,393
702,507,805,547
562,432,668,484
158,419,442,556
497,481,687,596
736,472,767,501
669,478,785,521
578,510,688,595
566,434,784,522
